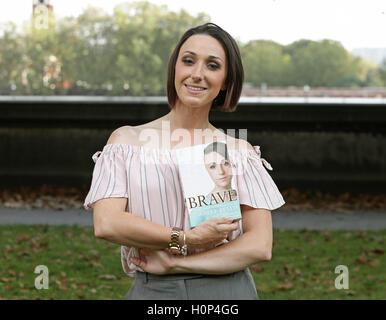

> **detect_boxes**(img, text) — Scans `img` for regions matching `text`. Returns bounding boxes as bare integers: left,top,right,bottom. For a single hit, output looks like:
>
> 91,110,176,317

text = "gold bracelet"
168,227,182,255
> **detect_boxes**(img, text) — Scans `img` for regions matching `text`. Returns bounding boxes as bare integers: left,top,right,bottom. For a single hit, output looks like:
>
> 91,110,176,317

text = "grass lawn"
0,225,385,300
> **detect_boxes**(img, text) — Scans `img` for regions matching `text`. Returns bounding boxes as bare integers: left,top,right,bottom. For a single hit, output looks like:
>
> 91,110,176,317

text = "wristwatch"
168,227,182,255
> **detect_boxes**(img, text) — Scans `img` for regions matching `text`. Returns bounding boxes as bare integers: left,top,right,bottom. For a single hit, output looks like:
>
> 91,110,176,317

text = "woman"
84,23,285,300
204,141,237,204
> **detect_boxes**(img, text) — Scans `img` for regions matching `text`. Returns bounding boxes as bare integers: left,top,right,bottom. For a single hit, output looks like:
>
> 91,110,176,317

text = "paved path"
0,208,385,230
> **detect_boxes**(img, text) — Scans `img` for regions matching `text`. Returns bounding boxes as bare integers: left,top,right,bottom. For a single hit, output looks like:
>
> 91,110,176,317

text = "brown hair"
166,23,244,112
204,142,229,160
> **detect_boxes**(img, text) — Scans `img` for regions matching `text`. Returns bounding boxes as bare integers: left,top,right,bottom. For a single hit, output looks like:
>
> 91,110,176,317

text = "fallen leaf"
306,235,315,243
372,249,384,256
16,234,31,243
8,270,16,276
250,265,264,273
355,256,366,264
5,246,15,253
98,274,116,280
91,261,102,268
277,281,293,290
283,265,292,275
368,259,380,267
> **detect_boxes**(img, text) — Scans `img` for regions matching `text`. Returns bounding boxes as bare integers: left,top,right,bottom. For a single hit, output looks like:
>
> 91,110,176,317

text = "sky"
0,0,385,51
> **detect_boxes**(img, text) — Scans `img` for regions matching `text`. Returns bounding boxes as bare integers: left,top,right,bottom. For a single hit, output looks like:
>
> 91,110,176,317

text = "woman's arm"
131,206,273,275
93,197,239,250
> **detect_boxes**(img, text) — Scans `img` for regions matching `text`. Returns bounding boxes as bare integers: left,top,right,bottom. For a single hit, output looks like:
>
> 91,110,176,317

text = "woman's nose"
191,62,204,81
216,165,225,174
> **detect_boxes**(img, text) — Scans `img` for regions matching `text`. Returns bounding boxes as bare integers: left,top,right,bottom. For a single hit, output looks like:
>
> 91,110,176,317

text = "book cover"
175,141,242,228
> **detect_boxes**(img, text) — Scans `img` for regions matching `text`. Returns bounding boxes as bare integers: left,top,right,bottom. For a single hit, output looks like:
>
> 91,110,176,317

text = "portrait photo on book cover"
176,141,242,228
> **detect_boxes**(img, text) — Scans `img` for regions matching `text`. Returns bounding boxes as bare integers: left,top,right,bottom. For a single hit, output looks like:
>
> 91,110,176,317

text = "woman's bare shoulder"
106,121,161,146
106,125,139,145
220,134,253,152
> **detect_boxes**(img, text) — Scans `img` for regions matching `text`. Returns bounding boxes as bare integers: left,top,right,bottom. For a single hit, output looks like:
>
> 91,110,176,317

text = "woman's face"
174,34,227,108
204,151,232,189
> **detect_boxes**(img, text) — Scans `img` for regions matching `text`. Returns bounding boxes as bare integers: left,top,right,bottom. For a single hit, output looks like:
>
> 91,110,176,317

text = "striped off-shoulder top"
83,143,285,277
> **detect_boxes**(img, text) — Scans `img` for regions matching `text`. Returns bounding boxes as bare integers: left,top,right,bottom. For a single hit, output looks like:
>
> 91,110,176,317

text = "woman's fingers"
215,221,239,233
210,217,234,224
186,218,239,249
130,256,146,269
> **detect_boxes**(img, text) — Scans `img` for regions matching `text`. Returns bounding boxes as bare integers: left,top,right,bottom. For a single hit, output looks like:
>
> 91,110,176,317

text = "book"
175,141,242,228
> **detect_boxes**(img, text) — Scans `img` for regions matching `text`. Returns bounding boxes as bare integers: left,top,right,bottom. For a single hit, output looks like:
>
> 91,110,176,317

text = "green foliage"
241,40,292,87
241,38,382,88
378,59,386,86
0,0,384,95
0,1,209,96
290,40,351,87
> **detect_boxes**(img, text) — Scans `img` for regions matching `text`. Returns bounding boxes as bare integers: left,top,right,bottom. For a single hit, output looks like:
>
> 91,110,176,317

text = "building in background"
352,48,386,66
32,0,54,30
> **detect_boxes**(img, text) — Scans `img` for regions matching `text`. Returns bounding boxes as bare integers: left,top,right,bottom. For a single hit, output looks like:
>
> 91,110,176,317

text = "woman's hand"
129,218,239,274
186,217,239,250
130,248,176,275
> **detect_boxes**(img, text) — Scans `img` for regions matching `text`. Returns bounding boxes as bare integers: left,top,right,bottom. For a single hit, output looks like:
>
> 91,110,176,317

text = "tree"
1,1,385,95
110,1,209,95
288,39,354,87
241,40,291,87
0,1,209,95
379,58,386,86
0,23,25,94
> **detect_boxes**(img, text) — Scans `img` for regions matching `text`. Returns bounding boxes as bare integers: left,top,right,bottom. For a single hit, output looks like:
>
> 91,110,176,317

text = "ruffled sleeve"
233,146,285,211
83,145,129,210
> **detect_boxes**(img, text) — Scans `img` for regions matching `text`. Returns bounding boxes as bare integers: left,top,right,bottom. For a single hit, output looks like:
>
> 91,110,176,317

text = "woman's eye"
208,63,220,70
223,161,230,166
210,164,216,169
182,58,193,64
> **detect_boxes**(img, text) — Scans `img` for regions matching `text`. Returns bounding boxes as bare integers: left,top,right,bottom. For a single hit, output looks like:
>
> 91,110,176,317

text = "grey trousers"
125,268,258,300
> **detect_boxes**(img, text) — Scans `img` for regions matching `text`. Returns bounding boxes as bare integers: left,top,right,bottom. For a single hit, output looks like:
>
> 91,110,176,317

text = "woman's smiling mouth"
184,84,207,93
